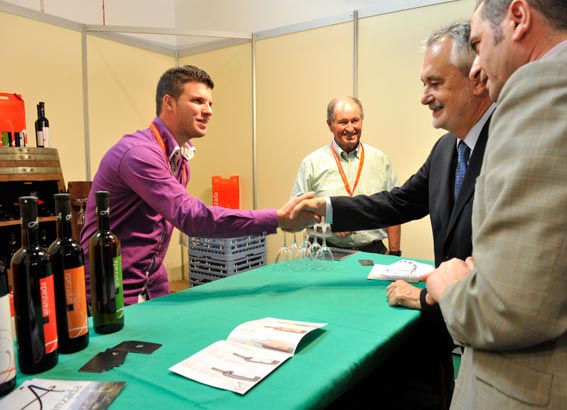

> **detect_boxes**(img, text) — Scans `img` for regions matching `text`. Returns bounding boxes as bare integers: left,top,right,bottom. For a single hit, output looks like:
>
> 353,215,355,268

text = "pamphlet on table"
169,317,326,394
0,378,125,410
367,259,434,282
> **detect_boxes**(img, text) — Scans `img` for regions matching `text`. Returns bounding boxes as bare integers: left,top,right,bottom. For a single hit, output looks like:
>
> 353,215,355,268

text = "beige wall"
256,23,354,262
86,36,172,175
357,0,476,262
0,11,85,183
1,0,475,284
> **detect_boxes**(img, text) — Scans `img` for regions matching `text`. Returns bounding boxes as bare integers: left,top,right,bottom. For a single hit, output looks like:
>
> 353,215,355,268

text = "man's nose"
421,88,433,106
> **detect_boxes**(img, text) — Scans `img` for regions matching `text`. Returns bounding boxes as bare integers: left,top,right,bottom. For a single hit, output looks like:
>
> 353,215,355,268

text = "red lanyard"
149,122,186,185
330,143,365,197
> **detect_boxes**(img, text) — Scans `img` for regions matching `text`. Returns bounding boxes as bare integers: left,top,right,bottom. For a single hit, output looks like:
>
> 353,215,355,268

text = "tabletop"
13,252,431,409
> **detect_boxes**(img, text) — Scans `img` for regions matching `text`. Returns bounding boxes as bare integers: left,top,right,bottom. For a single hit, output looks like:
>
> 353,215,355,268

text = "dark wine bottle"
8,233,18,259
48,193,89,353
89,191,124,334
40,229,49,250
0,260,16,396
35,102,50,148
11,196,58,374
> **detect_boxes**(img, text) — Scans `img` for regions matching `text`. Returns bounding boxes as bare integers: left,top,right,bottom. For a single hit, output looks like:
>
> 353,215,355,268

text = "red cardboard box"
0,93,26,134
212,176,240,209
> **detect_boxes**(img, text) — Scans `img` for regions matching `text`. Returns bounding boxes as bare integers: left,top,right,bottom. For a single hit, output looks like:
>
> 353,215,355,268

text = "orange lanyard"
149,122,186,185
330,143,365,197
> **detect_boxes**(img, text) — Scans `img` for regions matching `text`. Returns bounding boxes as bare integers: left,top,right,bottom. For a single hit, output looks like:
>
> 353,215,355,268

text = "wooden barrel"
0,147,65,192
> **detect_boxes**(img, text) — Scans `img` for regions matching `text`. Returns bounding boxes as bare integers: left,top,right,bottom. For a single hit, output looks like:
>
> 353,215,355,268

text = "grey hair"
423,21,475,77
326,97,364,123
478,0,567,31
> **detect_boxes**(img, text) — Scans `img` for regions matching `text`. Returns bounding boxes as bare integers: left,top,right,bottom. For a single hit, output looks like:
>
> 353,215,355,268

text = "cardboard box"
212,175,240,209
0,93,27,147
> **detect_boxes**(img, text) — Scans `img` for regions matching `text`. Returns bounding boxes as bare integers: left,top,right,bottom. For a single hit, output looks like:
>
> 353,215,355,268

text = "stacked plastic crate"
188,235,267,287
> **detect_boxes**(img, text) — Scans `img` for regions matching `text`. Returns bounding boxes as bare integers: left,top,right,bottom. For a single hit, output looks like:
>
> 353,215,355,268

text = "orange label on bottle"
64,266,89,338
39,275,58,353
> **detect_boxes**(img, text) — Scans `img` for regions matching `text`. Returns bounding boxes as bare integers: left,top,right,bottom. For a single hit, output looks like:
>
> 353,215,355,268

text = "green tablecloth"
15,253,431,409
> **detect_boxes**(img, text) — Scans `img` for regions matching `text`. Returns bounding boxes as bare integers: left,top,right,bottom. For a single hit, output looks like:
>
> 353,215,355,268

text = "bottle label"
0,294,16,383
64,266,89,339
39,275,58,353
37,130,44,147
113,256,125,319
43,126,50,148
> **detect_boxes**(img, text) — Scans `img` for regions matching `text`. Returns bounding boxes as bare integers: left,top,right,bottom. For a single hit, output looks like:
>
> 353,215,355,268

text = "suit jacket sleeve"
439,57,567,350
330,139,442,232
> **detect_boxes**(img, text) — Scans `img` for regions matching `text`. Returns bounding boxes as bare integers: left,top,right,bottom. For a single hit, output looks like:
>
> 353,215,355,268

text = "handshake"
276,193,327,232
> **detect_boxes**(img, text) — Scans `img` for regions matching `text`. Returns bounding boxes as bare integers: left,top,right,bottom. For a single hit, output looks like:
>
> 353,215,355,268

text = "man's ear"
162,94,175,112
509,0,531,42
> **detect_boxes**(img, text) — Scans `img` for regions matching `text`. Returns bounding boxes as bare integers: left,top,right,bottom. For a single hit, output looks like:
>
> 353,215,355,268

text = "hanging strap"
330,143,365,196
149,121,186,185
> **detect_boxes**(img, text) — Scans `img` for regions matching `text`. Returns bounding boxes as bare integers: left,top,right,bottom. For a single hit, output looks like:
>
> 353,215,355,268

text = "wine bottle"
40,229,49,250
8,233,18,259
0,260,16,396
48,193,89,353
89,191,124,334
11,196,58,374
35,102,50,148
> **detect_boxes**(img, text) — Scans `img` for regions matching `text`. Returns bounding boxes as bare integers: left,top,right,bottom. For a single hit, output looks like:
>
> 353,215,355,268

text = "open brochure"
0,378,125,410
368,259,434,282
169,317,327,395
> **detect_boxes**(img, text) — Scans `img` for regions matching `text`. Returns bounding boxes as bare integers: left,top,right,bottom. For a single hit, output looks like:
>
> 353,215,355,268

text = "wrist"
388,250,402,256
420,288,437,311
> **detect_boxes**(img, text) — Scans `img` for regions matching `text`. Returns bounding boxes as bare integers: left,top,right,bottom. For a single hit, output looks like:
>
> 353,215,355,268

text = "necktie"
454,141,470,199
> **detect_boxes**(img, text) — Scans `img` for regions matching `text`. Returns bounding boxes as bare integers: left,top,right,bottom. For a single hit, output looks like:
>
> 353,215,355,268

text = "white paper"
169,317,326,394
0,378,125,410
367,259,434,282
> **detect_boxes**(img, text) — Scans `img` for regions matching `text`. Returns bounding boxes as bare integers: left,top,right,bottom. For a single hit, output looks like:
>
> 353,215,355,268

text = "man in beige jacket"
425,0,567,408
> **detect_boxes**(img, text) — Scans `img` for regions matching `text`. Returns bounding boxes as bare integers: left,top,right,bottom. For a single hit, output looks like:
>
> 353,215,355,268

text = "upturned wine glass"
289,231,301,259
314,223,334,261
308,225,322,259
275,232,293,263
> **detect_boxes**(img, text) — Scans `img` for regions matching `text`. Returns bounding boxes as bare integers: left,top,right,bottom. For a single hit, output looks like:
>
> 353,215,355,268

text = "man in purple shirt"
81,65,316,305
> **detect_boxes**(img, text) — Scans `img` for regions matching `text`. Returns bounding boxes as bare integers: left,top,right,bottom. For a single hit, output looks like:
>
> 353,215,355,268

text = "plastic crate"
188,235,266,261
188,236,267,287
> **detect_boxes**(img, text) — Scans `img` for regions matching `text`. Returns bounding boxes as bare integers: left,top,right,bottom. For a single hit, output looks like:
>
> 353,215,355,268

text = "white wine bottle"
0,260,16,396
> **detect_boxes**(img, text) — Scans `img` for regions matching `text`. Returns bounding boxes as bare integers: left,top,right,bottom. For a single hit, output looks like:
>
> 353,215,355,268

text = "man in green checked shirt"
291,96,402,255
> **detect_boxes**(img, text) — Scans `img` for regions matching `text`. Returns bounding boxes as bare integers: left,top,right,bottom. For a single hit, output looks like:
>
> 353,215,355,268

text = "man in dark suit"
295,21,494,410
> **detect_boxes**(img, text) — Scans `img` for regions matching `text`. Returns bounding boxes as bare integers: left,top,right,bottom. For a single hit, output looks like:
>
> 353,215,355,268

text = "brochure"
169,317,326,394
0,378,125,410
367,259,434,282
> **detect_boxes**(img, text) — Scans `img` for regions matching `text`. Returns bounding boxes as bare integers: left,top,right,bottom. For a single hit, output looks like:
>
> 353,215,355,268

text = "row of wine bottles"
0,191,124,397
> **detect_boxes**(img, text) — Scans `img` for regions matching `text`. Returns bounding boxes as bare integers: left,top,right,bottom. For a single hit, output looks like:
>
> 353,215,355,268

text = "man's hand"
386,280,421,309
277,192,321,232
290,197,327,220
423,257,474,302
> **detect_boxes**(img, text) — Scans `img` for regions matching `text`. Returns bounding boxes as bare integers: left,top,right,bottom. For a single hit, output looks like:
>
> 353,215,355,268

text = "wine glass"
308,224,322,259
298,230,310,260
314,223,334,261
289,231,300,259
275,232,293,263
